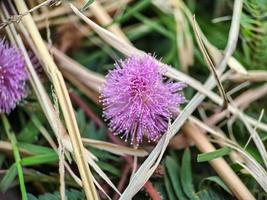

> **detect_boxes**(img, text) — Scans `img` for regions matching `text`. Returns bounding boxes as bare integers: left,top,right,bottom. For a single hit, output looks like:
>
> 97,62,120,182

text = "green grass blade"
18,143,55,155
0,164,17,192
21,153,59,166
197,147,231,163
164,173,176,200
181,148,199,200
1,114,28,200
199,176,232,194
165,156,187,200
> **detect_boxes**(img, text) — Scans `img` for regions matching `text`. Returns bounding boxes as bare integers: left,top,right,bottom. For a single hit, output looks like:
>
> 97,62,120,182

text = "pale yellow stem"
13,1,98,199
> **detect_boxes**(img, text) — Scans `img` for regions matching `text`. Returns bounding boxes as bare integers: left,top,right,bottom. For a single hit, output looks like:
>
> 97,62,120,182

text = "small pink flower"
0,39,28,114
101,54,186,145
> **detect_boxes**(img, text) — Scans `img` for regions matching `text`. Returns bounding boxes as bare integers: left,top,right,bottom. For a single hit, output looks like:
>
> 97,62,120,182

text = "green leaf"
18,143,55,155
197,188,229,200
181,148,199,200
39,193,59,200
82,0,94,11
199,176,232,194
164,173,176,200
197,147,231,163
21,153,58,166
165,156,187,200
65,189,85,200
27,194,39,200
0,164,17,192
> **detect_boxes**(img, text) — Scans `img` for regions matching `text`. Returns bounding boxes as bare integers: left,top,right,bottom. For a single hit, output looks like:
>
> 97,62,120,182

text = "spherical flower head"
101,54,186,145
0,39,28,114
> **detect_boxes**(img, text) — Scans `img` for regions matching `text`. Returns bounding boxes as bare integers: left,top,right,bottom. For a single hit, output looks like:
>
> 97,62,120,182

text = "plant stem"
1,114,28,200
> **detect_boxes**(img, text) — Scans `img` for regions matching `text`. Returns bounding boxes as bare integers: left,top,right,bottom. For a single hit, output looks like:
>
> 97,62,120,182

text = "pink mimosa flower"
0,40,28,114
101,54,186,145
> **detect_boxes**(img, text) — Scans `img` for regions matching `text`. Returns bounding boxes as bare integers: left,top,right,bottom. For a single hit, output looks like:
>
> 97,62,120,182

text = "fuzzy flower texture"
101,54,186,145
0,40,28,114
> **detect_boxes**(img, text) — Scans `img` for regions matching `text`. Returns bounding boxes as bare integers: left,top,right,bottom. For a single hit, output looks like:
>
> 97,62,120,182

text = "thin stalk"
1,114,28,200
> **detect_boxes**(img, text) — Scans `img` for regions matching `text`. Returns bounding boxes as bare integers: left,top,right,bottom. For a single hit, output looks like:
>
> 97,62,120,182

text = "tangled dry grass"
0,0,267,200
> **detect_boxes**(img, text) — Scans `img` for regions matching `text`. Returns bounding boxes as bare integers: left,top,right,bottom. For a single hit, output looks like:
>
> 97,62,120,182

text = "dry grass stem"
228,70,267,82
13,1,98,199
214,0,243,71
243,110,265,150
34,0,133,30
237,110,267,168
170,0,193,72
192,15,229,109
50,45,105,91
1,5,84,190
82,138,148,157
51,86,66,200
1,1,264,199
207,83,267,125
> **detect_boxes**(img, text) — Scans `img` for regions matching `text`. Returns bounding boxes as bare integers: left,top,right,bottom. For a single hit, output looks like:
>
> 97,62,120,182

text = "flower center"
129,77,152,105
130,77,148,90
